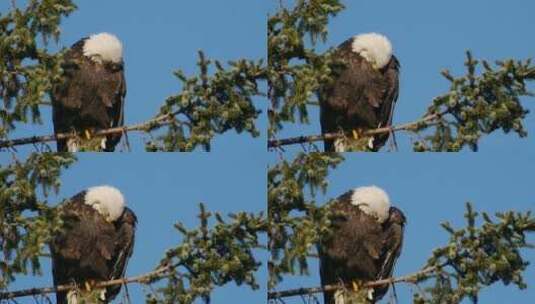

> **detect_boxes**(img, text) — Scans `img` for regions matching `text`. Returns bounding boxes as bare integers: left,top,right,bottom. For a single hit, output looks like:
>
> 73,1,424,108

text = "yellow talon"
352,129,362,140
352,281,360,292
85,281,92,291
84,129,92,140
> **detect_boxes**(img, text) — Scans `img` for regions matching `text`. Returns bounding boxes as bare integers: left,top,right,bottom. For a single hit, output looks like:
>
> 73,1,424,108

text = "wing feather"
104,207,137,301
318,191,386,303
50,191,117,303
372,56,400,149
319,39,400,152
372,207,405,302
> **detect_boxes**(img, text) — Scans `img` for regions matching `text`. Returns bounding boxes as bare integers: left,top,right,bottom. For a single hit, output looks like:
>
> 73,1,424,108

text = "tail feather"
332,288,375,304
65,288,107,304
334,289,345,304
67,290,79,304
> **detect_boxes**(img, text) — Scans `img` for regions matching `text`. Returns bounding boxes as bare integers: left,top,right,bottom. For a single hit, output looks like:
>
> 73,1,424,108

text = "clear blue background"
0,152,267,303
1,0,268,153
269,151,535,304
271,0,535,153
2,0,535,303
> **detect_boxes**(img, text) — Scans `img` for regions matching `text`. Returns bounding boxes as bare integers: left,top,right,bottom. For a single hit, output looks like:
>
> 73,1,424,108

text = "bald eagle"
51,33,126,152
319,33,400,152
318,186,406,304
50,185,136,304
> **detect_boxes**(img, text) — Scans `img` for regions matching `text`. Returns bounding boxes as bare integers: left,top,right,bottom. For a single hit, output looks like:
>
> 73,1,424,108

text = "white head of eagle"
350,185,391,223
82,32,123,64
84,185,125,222
351,32,393,69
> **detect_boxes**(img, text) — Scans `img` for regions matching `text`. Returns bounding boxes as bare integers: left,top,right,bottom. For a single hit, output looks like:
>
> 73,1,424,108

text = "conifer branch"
0,110,181,149
267,266,437,300
0,263,179,299
268,111,445,148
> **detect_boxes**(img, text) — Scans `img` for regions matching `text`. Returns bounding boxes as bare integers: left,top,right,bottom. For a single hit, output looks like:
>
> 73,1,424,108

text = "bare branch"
268,111,445,149
0,263,178,300
267,266,437,300
0,111,181,149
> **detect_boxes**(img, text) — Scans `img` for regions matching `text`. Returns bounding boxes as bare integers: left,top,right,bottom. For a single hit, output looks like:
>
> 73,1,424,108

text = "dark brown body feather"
51,38,126,152
318,191,405,304
320,38,400,152
50,191,136,304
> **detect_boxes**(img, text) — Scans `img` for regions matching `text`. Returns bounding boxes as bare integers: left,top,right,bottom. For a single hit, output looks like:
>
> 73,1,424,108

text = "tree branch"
267,266,437,300
0,111,181,149
267,111,445,149
0,263,178,299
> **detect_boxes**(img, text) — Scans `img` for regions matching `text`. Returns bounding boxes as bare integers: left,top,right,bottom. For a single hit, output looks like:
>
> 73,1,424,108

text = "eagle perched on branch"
50,185,136,303
51,33,126,152
319,33,400,152
318,186,406,303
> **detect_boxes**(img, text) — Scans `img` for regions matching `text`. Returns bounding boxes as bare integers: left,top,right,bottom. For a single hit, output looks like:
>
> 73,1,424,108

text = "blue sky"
268,151,535,304
0,152,267,303
271,0,535,153
2,1,535,304
0,0,268,153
